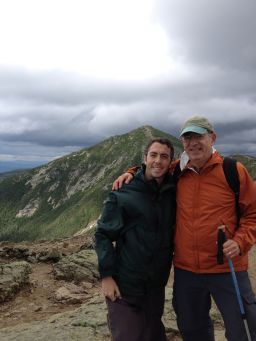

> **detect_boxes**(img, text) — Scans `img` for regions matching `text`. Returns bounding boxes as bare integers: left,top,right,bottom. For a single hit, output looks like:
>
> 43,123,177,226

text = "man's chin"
188,153,202,162
152,171,164,178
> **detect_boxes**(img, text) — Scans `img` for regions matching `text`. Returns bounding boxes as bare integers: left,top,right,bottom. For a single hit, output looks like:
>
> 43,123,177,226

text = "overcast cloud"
0,0,255,171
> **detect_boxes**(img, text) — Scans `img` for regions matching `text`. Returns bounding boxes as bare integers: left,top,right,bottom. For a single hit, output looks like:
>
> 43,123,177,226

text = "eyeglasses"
181,133,209,142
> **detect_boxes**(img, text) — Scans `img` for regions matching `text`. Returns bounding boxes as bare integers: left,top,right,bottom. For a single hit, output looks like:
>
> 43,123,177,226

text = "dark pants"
106,289,167,341
172,268,256,341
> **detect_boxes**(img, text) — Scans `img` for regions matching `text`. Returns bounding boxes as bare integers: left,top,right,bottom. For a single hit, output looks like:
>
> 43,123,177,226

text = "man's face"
144,142,172,183
181,132,216,168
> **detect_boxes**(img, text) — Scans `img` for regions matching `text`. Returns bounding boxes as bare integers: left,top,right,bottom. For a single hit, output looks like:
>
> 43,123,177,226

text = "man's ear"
144,155,147,164
211,132,217,145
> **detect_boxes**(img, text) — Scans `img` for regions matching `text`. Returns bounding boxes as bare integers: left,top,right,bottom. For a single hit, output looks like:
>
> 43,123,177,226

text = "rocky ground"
0,236,255,341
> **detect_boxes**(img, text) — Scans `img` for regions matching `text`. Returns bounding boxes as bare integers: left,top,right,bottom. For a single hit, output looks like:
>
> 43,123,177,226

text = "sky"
0,0,256,172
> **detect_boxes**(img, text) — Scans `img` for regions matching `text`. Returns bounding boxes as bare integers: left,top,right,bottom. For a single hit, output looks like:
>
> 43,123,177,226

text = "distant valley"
0,160,45,174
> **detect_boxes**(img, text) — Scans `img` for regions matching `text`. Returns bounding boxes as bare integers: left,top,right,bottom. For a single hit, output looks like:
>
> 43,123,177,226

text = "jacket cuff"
99,270,114,279
126,166,139,176
233,237,244,255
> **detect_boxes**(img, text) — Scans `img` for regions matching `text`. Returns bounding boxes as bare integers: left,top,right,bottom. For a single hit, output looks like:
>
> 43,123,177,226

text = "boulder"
54,283,88,304
53,250,99,283
37,247,62,262
0,261,31,302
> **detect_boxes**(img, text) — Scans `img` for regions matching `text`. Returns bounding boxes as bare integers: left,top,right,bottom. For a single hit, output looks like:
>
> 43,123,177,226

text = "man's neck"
189,153,213,171
190,159,206,169
145,174,163,186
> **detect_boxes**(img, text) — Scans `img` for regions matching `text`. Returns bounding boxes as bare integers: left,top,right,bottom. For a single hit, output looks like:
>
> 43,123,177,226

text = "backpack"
173,157,240,229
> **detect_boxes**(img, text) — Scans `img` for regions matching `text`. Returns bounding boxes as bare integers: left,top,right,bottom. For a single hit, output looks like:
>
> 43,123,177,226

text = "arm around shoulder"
112,166,140,190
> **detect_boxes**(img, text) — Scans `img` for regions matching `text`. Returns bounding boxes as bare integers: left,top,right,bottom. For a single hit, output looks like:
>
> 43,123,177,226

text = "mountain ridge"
0,126,183,242
0,126,255,242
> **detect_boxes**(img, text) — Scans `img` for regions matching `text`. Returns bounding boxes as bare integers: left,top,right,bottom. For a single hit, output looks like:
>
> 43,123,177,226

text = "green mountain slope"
229,155,256,179
0,126,183,242
0,126,255,243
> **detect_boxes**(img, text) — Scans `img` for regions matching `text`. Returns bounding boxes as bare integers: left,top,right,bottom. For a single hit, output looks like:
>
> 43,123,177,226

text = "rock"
163,287,181,336
52,250,99,283
62,241,69,248
16,199,40,218
27,256,38,264
81,281,93,290
0,278,227,341
54,286,85,304
79,236,95,250
0,261,31,302
38,247,62,262
0,293,110,341
0,245,30,259
0,288,183,341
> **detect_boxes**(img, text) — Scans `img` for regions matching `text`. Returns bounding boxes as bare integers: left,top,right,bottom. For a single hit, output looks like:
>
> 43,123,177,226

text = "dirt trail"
0,234,100,330
0,262,83,328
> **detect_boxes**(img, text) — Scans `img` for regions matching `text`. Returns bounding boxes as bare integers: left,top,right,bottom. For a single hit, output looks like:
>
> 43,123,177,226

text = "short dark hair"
144,138,174,159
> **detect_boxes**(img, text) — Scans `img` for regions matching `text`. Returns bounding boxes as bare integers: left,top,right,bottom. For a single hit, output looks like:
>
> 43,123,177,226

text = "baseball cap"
180,116,215,137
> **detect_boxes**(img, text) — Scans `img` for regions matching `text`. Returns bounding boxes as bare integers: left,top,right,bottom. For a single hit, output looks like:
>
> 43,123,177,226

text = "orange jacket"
174,151,256,273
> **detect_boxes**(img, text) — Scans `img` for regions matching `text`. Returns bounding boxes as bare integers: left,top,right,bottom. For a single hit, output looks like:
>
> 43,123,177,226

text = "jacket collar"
179,148,223,174
136,165,174,192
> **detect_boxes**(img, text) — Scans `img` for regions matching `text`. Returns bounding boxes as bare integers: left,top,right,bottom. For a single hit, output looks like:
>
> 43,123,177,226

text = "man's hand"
223,239,241,258
112,173,133,191
102,276,121,301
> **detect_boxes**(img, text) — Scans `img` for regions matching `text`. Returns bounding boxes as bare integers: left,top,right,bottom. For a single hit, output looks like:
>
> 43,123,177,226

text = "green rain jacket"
95,168,176,296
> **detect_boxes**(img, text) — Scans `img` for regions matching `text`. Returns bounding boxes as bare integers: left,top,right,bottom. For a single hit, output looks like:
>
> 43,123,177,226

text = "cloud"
0,0,256,168
0,64,256,162
154,0,256,70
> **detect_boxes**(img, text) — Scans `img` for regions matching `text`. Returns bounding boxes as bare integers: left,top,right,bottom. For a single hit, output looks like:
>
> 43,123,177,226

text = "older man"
114,116,256,341
172,116,256,341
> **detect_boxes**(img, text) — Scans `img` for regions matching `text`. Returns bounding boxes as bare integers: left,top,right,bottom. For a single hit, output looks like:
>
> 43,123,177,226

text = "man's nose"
189,137,199,144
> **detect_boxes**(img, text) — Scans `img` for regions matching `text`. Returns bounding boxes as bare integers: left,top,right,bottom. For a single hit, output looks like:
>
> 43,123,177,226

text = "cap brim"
180,125,208,137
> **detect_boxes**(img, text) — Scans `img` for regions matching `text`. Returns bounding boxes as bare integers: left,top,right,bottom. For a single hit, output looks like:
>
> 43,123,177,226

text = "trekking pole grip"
217,226,226,265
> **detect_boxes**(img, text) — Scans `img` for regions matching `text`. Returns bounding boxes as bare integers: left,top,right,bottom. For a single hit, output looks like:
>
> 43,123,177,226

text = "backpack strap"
174,157,241,229
173,157,241,229
173,161,181,184
222,157,240,229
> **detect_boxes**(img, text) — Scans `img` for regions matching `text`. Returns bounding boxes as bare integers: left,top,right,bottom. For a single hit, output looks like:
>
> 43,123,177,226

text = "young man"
114,116,256,341
95,138,176,341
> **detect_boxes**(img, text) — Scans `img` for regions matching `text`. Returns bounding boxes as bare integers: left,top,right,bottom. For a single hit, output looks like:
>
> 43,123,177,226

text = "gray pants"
106,289,167,341
172,268,256,341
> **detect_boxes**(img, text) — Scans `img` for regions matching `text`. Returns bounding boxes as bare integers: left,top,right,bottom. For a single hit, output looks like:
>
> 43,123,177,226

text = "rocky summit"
0,234,255,341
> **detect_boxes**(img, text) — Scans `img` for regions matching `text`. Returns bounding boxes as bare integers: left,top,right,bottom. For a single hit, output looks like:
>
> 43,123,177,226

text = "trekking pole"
217,227,252,341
